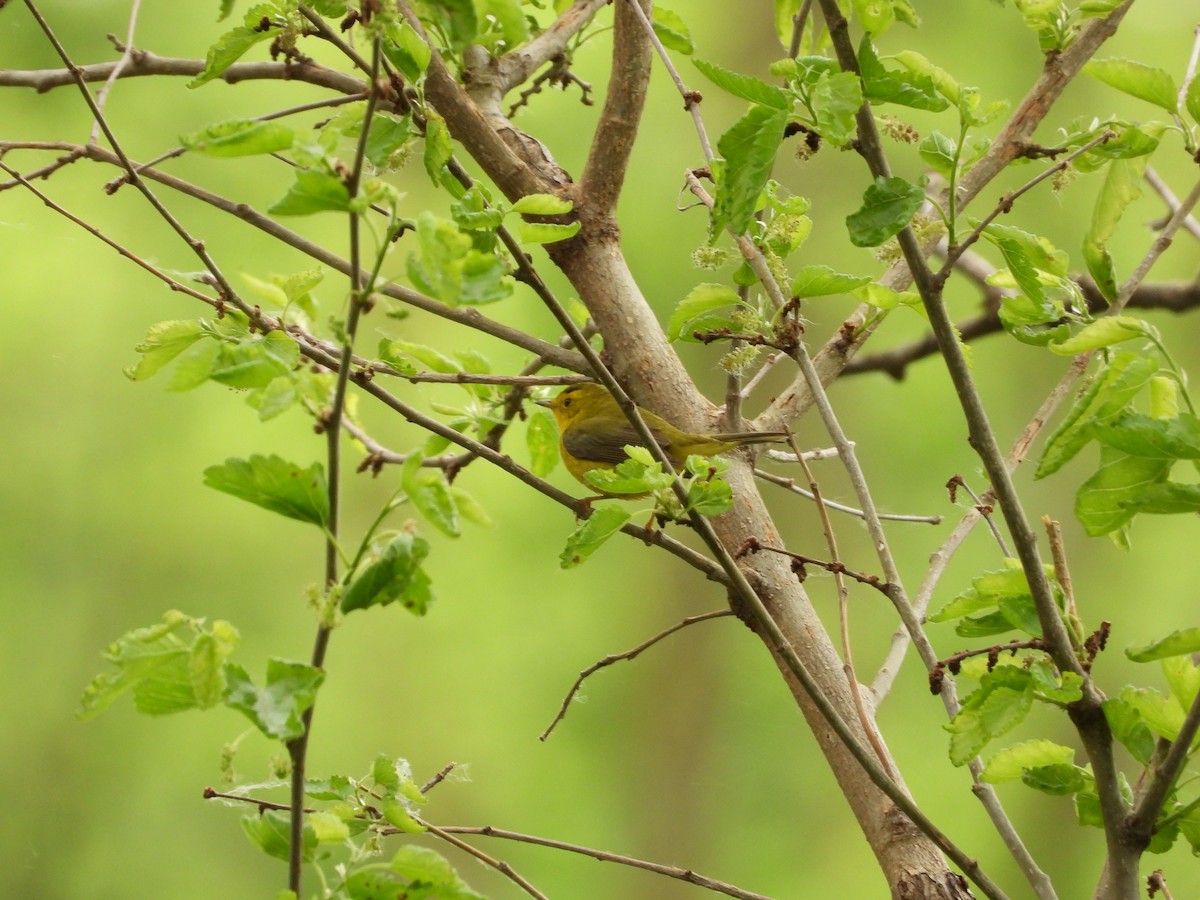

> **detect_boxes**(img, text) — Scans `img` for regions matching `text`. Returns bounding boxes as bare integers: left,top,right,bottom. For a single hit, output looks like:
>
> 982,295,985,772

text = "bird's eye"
563,398,572,407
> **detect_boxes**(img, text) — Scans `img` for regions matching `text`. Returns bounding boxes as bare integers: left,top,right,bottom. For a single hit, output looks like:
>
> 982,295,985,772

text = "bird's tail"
712,431,789,445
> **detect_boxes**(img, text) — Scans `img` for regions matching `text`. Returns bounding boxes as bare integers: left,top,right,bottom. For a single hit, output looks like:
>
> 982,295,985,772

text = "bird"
536,382,787,496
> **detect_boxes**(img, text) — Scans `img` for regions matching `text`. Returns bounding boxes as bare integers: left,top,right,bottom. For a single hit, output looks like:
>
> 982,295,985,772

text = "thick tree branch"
580,0,653,213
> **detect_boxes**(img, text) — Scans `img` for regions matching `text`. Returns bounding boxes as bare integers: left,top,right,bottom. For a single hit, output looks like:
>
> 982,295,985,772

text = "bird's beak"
533,398,552,408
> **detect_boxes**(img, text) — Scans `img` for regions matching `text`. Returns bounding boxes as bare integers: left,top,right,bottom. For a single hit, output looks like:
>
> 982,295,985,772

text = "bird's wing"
563,423,674,465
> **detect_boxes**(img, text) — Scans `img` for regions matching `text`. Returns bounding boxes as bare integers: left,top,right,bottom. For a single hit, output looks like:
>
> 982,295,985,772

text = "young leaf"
1022,764,1089,796
519,221,581,245
790,265,872,298
980,739,1076,783
1102,697,1155,764
693,58,790,110
1083,156,1147,302
223,658,326,742
402,455,461,537
124,320,205,381
560,504,632,568
1126,627,1200,663
269,168,352,216
712,105,790,237
386,846,483,898
1074,446,1171,537
511,193,574,215
203,455,330,527
846,176,924,247
668,283,741,341
180,119,295,157
946,670,1034,765
527,409,560,478
1047,316,1147,355
341,532,434,614
1089,412,1200,459
242,809,313,862
1085,58,1178,113
188,25,273,89
1036,351,1157,479
652,7,694,54
1114,482,1200,515
812,71,864,147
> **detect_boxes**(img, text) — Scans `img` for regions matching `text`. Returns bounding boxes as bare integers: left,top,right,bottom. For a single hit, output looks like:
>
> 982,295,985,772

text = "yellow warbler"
536,382,786,495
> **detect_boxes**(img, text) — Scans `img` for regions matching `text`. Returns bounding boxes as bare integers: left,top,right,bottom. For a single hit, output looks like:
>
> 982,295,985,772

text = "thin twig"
1144,166,1200,243
754,468,942,524
90,0,142,145
419,819,549,900
540,610,732,741
427,824,775,900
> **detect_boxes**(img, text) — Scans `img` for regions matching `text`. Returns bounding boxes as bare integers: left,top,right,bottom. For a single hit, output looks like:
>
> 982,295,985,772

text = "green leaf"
668,283,742,341
584,453,673,495
207,329,300,389
981,739,1076,783
1085,58,1178,113
1036,351,1158,479
527,409,560,478
693,58,790,110
712,105,789,236
379,338,460,374
1022,763,1089,795
269,168,352,216
365,111,415,168
812,71,863,147
918,131,957,177
1127,627,1200,663
790,265,872,298
853,0,894,35
1048,316,1147,355
846,176,924,247
188,25,273,88
125,320,205,381
512,193,575,215
1090,412,1200,459
242,809,315,862
1188,76,1200,125
946,673,1034,765
181,119,295,157
407,212,514,305
224,658,325,742
384,20,431,82
78,611,238,719
1115,482,1200,514
388,846,484,898
1120,685,1185,741
652,7,694,54
203,455,329,527
859,39,947,111
518,221,581,245
402,455,461,537
1102,697,1155,764
1074,446,1171,536
684,456,734,516
342,532,434,615
1084,156,1147,302
560,504,632,568
423,114,454,182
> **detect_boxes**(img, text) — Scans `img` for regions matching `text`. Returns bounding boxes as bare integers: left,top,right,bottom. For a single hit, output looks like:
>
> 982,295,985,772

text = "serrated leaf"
384,20,431,82
181,119,295,157
1022,763,1089,795
527,409,560,477
1127,627,1200,663
846,176,924,247
342,532,434,614
1090,412,1200,459
981,739,1075,783
269,168,352,216
388,846,483,898
1075,446,1172,536
693,58,790,110
790,265,872,298
652,7,693,54
1120,685,1185,740
125,320,206,381
1116,481,1200,514
1084,156,1147,302
402,455,460,537
712,105,789,236
1036,351,1157,479
203,455,329,527
1085,58,1178,113
668,283,741,341
812,71,863,147
188,25,272,88
1102,697,1155,764
224,658,325,742
560,504,631,568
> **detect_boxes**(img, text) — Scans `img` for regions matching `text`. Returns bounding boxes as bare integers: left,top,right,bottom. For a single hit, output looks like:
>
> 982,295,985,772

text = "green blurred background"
2,1,1198,897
